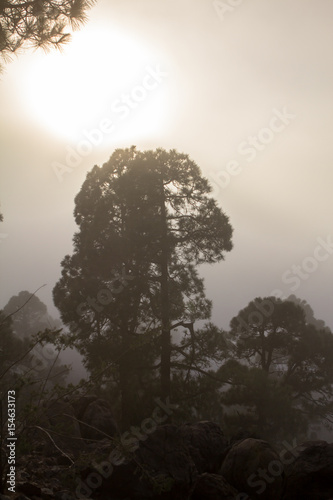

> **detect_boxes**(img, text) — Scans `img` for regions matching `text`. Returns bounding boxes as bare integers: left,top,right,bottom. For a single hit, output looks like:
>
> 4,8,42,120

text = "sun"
19,25,169,146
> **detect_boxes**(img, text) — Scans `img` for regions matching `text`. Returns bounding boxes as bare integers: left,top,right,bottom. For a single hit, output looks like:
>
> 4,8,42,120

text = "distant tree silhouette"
3,290,60,338
219,296,333,441
1,291,67,391
0,310,25,371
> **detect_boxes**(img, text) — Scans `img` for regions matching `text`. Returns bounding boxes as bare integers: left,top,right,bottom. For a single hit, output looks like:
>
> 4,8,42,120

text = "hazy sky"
1,0,333,332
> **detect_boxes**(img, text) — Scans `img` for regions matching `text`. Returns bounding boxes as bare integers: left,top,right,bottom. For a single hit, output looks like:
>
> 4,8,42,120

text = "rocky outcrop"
99,421,228,500
220,438,284,500
282,440,333,499
100,424,198,500
6,416,333,500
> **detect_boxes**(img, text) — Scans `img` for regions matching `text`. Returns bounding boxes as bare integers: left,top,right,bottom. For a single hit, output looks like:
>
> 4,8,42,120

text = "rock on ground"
100,421,228,500
190,473,239,499
73,395,118,440
282,440,333,499
220,437,284,500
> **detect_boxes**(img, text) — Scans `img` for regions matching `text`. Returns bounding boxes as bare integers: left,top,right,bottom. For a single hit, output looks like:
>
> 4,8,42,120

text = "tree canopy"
53,146,233,427
220,296,333,441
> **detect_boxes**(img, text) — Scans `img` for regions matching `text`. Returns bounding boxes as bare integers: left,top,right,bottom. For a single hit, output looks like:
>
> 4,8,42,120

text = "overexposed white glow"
19,25,169,145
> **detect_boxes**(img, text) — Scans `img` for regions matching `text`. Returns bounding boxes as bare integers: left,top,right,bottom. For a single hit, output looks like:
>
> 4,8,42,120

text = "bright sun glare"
19,26,169,145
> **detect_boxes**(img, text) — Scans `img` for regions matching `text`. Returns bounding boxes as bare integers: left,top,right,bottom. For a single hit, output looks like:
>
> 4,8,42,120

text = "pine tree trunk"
119,330,131,431
159,174,171,402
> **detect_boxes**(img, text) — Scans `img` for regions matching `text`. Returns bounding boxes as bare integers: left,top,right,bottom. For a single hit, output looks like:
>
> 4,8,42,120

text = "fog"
1,0,332,358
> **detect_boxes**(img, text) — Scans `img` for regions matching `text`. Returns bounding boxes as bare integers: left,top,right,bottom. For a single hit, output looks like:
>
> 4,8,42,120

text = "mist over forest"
1,1,333,499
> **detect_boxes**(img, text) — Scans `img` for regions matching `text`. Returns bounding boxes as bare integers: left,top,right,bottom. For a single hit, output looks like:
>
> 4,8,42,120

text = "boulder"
179,421,228,474
72,394,97,419
282,440,333,499
73,395,118,440
220,438,284,500
191,473,239,499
